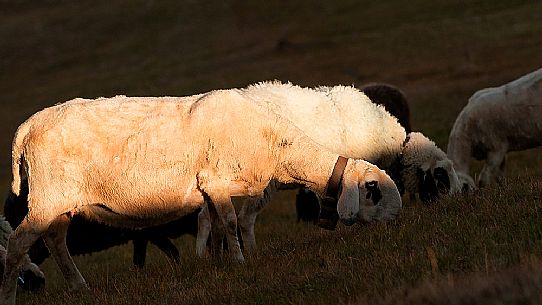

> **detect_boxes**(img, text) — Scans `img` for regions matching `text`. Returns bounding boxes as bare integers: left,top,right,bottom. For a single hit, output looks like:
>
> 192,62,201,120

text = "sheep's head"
16,262,45,291
402,132,461,203
337,160,402,225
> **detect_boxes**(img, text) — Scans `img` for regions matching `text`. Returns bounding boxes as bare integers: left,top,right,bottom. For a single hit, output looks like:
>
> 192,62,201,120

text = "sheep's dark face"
18,267,45,291
417,159,461,203
337,161,402,225
295,187,320,224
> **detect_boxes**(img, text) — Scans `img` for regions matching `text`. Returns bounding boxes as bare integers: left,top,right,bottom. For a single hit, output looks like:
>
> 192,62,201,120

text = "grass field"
1,0,542,304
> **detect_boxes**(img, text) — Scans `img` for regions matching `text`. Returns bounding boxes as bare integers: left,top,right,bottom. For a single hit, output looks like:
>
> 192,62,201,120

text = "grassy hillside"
1,0,542,304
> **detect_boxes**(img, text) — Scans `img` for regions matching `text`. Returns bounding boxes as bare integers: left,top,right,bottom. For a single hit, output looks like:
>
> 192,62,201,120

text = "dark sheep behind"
360,83,412,133
4,178,199,288
295,187,320,224
296,83,412,223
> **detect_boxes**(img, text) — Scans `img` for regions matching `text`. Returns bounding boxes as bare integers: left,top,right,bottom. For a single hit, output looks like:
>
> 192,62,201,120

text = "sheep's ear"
336,177,360,226
417,168,439,203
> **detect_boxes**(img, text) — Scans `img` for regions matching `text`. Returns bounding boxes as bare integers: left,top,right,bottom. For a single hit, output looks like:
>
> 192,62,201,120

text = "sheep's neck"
274,136,338,196
447,134,471,175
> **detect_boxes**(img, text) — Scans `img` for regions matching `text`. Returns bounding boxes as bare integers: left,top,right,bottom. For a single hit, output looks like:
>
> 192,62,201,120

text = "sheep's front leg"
197,173,244,262
149,238,180,264
478,148,507,187
43,214,87,290
196,202,225,258
209,196,243,262
132,238,148,268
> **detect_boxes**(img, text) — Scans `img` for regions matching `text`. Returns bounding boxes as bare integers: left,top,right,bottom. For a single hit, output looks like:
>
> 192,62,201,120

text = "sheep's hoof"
68,280,89,291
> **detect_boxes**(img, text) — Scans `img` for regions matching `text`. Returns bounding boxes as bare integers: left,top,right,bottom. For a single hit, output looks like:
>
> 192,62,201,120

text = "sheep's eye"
364,181,382,204
366,181,378,188
433,167,450,193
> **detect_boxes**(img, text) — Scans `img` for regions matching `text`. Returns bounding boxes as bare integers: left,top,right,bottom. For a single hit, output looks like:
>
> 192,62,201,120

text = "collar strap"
318,156,348,230
325,156,348,199
389,134,411,195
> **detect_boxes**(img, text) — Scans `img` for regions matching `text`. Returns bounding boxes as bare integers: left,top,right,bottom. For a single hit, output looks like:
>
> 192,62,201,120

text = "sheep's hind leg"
43,214,87,290
0,218,43,305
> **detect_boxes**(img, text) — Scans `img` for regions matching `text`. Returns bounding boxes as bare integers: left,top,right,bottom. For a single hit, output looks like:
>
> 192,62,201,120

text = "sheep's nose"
18,271,45,291
341,217,357,226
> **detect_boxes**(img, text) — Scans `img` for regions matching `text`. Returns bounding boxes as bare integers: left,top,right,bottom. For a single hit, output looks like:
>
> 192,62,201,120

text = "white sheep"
0,216,45,291
0,89,402,304
206,82,461,254
447,67,542,189
243,82,461,199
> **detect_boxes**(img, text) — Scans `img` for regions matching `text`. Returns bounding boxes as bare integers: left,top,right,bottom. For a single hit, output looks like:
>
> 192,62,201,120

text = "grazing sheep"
0,216,44,292
295,82,413,223
240,82,459,199
0,87,402,304
447,68,542,189
224,82,459,253
4,177,199,270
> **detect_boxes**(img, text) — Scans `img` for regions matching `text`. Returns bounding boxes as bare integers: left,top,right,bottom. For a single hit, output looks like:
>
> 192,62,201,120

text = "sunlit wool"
1,87,401,305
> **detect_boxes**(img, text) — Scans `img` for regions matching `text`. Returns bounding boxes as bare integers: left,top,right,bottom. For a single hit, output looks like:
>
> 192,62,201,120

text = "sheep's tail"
11,120,31,196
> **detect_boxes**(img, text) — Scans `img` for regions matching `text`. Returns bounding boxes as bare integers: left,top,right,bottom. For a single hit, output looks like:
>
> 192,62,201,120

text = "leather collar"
318,156,349,230
325,156,348,199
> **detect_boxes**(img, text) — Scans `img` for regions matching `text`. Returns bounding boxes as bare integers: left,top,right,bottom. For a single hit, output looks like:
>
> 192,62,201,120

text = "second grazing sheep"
223,82,459,253
447,67,542,189
360,83,412,133
0,89,402,304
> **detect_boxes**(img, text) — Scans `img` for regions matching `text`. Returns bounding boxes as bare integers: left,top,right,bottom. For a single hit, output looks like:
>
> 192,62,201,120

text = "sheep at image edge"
0,216,44,291
0,88,402,305
447,67,542,190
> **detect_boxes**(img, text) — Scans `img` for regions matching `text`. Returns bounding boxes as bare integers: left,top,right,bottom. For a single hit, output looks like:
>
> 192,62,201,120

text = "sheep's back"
242,82,406,164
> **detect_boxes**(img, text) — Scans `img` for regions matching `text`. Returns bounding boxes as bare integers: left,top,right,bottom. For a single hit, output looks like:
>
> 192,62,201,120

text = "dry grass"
15,178,542,305
2,0,542,304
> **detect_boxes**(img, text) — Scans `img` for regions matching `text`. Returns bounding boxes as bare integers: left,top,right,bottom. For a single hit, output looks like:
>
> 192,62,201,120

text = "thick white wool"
241,81,406,166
